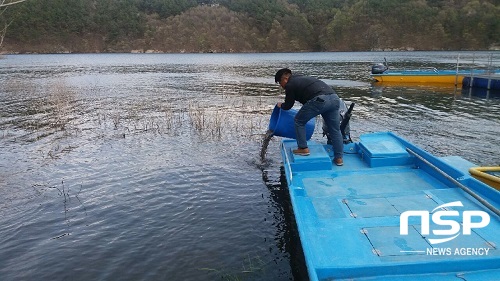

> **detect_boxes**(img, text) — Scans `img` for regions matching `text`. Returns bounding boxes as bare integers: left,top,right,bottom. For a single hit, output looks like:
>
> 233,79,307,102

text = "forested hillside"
1,0,499,53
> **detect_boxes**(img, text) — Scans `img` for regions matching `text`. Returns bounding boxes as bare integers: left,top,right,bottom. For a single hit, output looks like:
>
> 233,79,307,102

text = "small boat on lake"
280,131,499,281
370,60,500,84
469,166,500,190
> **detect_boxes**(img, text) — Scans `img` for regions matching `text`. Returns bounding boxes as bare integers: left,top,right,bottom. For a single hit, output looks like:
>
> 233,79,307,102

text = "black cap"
275,68,292,83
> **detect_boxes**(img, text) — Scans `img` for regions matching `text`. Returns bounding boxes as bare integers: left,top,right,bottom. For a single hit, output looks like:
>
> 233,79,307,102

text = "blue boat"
280,132,500,280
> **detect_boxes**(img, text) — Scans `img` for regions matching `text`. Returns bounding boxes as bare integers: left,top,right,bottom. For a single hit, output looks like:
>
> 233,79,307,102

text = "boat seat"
282,139,332,172
358,132,412,167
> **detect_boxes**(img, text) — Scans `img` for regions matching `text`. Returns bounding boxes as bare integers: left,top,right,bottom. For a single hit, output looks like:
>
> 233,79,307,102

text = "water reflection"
370,81,460,96
461,87,500,100
258,136,309,281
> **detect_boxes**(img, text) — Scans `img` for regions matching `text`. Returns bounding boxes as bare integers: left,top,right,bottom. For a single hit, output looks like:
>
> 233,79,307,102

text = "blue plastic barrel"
268,105,315,140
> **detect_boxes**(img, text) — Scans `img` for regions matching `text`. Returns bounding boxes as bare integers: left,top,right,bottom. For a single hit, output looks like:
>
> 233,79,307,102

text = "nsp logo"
400,201,490,244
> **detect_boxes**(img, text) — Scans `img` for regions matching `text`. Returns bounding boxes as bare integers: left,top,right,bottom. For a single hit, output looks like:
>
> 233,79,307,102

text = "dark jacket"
281,74,335,110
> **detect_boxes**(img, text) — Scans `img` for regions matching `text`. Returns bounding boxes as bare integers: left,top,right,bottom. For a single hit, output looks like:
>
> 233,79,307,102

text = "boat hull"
280,132,500,281
371,73,464,84
371,69,500,84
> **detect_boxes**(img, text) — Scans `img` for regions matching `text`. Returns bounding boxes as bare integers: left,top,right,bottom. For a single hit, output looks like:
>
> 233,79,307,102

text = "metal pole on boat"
455,54,460,86
468,53,476,96
406,147,500,217
486,53,493,90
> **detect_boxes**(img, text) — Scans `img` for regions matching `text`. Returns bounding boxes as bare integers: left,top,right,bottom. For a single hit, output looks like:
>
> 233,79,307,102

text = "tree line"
1,0,499,53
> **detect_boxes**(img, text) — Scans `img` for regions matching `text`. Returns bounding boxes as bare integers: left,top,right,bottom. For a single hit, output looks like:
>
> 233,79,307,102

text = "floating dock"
462,74,500,90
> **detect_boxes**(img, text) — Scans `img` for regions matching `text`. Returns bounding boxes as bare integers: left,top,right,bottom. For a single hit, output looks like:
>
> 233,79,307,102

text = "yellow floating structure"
469,166,500,190
371,71,465,84
370,62,500,84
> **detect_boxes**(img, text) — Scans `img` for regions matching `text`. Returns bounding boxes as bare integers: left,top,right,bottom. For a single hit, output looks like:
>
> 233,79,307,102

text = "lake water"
1,52,499,281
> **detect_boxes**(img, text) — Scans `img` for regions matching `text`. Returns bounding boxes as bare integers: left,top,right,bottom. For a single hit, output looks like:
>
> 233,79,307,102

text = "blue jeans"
294,94,343,159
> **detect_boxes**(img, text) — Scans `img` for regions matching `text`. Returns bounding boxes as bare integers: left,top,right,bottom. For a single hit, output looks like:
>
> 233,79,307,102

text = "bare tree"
1,0,26,50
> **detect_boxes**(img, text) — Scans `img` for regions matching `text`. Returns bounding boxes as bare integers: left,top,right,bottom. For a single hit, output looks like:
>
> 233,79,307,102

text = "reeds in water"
199,254,267,280
2,78,275,154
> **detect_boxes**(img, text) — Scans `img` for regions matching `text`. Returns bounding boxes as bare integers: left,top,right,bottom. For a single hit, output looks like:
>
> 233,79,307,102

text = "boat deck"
281,132,500,281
